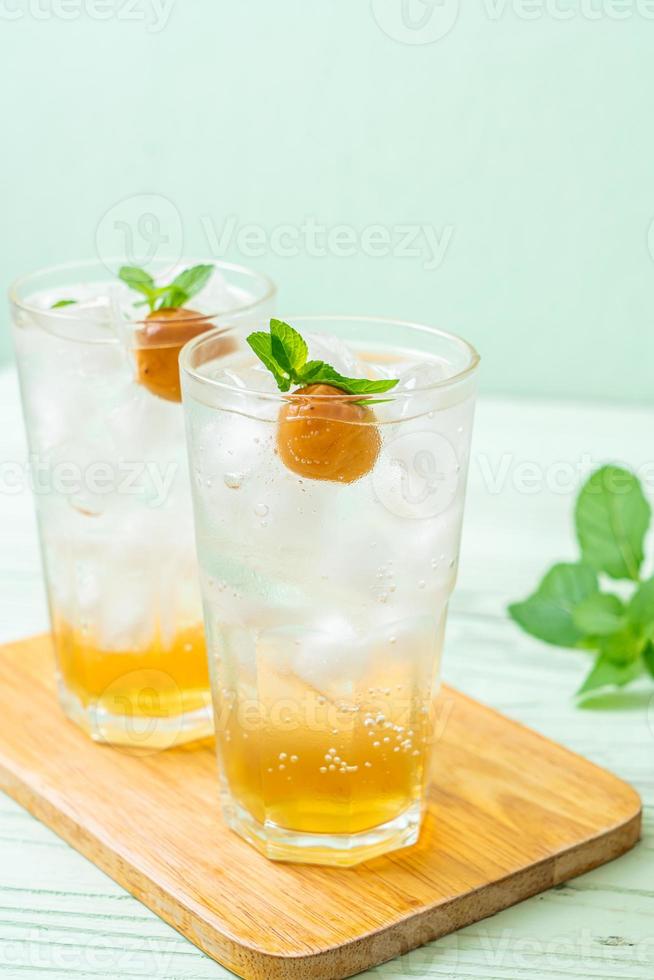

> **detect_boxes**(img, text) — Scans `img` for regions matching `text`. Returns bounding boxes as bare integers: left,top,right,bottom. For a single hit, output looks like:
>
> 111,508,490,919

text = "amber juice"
55,619,209,730
213,617,444,847
182,316,479,865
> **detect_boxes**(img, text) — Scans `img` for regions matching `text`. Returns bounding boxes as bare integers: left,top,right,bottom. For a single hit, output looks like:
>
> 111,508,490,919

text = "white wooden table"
0,364,652,979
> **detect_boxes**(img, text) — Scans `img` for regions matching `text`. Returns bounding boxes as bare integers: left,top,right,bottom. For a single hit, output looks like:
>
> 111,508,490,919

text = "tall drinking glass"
181,316,479,864
10,259,276,749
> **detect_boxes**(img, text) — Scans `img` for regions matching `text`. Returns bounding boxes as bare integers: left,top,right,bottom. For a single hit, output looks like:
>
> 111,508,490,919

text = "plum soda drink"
181,317,479,864
10,260,275,748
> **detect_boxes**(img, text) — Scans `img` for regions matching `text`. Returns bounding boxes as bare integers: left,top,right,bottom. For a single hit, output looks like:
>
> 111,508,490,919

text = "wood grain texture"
2,369,654,979
0,634,641,980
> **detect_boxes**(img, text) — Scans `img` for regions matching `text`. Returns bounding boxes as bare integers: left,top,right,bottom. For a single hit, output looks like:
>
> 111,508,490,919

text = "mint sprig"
509,465,654,700
50,298,77,309
118,264,213,314
246,319,399,397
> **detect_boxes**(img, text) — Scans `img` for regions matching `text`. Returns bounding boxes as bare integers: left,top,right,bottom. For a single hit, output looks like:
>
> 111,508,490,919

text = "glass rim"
8,257,277,324
179,314,480,401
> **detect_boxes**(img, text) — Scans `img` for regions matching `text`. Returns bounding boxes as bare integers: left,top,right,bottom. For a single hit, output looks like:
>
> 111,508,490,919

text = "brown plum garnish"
135,308,231,402
277,383,380,483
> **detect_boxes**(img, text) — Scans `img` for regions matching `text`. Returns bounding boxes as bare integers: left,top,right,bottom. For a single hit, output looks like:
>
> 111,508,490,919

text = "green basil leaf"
508,563,598,648
627,576,654,630
575,465,650,581
577,653,644,698
642,641,654,678
572,593,625,636
598,626,643,666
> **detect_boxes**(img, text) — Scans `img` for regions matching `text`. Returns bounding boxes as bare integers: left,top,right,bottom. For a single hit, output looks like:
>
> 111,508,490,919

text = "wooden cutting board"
0,634,641,980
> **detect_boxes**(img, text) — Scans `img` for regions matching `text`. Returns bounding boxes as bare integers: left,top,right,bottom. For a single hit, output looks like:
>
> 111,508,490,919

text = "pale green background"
2,0,653,403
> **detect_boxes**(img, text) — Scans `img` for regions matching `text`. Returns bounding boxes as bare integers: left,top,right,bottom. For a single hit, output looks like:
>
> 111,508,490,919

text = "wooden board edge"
0,751,642,980
0,763,253,979
0,637,644,980
234,803,644,980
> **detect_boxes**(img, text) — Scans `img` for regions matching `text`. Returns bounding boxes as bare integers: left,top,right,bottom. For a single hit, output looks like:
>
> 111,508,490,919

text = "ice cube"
305,333,366,378
388,359,451,420
397,360,449,390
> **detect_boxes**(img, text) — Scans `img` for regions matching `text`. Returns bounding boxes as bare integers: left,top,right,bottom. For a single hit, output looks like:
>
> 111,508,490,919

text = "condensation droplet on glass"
254,503,269,517
224,472,244,490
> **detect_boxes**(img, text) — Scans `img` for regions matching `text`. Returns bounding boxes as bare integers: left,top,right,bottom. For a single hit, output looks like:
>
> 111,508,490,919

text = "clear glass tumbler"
181,316,479,864
10,259,275,749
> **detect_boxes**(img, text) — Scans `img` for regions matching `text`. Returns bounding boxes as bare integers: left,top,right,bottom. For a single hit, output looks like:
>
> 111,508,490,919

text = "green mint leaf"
642,641,654,678
508,562,598,648
270,319,308,377
118,265,156,293
299,360,399,395
158,285,190,310
246,321,400,396
119,265,213,313
572,593,625,636
50,298,77,309
627,576,654,629
118,265,158,311
340,377,400,395
169,264,214,302
577,652,644,698
575,465,651,581
246,332,291,391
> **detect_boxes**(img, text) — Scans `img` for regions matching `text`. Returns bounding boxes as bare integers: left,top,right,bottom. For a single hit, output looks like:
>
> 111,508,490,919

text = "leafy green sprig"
118,264,214,314
50,298,77,309
509,465,654,699
247,319,399,397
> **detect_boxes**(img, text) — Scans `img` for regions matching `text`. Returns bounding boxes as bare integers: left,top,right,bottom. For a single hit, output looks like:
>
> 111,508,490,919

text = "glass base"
58,682,213,751
223,798,422,867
